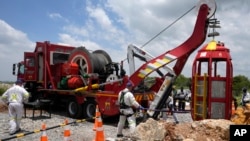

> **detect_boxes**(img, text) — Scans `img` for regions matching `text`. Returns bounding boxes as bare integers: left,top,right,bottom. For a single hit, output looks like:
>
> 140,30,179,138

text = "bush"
0,83,12,96
0,88,6,96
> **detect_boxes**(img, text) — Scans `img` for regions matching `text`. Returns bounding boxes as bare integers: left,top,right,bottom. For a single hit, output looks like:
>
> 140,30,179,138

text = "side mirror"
12,64,16,75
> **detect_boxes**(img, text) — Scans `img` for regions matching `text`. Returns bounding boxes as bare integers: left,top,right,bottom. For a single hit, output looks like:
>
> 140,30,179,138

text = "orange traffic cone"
93,105,101,131
232,101,236,116
40,123,48,141
93,115,105,141
64,119,71,141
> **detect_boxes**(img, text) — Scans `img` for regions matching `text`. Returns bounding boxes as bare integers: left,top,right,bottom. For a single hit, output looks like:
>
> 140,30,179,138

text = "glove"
138,105,145,110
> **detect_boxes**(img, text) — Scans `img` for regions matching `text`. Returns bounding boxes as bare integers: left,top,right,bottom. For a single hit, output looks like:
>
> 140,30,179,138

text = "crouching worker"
116,81,144,138
1,80,29,135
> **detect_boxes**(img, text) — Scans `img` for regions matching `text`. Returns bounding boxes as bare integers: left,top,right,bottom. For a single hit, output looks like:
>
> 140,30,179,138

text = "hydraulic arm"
128,3,214,119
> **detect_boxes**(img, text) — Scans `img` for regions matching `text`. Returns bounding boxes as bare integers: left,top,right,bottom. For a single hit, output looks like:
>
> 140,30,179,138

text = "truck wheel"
82,100,96,119
67,100,83,119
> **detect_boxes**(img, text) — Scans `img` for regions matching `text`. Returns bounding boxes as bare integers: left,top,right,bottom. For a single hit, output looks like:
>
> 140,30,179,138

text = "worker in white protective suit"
116,81,144,138
1,80,29,135
241,87,250,106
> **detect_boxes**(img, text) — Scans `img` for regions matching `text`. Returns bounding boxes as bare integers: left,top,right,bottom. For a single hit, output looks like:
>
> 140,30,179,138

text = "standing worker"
168,92,180,124
177,87,188,111
1,80,29,135
116,81,144,138
241,87,250,106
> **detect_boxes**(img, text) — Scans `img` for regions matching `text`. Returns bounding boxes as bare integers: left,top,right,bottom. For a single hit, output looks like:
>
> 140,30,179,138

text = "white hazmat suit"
242,88,250,106
1,80,29,135
116,82,142,137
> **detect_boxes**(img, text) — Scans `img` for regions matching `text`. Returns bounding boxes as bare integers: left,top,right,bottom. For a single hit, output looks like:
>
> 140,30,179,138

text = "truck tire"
67,100,83,119
82,100,96,119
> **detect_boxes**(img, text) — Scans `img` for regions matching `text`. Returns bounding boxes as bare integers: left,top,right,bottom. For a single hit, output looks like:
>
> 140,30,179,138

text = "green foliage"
0,83,12,96
174,74,191,89
233,75,250,97
232,75,250,105
0,88,6,96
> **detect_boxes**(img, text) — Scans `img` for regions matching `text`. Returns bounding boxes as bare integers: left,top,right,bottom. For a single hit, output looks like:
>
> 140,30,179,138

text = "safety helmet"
15,79,23,85
126,81,134,87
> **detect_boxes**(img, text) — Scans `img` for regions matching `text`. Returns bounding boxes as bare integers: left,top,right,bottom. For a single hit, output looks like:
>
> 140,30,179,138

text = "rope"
140,5,196,48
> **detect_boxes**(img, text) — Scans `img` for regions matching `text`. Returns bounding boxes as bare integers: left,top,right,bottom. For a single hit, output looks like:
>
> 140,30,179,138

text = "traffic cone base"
64,129,70,136
41,136,48,141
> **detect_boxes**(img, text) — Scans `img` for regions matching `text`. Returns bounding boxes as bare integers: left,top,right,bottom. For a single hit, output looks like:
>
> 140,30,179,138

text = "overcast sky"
0,0,249,81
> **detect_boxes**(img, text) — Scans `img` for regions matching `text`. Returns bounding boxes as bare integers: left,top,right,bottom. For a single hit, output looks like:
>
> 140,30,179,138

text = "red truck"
12,0,215,119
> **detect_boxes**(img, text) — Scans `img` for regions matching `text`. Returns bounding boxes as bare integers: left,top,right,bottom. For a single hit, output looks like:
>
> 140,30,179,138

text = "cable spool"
68,47,112,83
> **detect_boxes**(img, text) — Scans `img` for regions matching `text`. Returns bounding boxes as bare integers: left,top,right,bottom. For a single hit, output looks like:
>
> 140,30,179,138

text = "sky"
0,0,249,81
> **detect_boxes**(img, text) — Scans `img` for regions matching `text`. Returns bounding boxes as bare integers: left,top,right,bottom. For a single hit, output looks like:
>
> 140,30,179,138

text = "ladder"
193,73,207,120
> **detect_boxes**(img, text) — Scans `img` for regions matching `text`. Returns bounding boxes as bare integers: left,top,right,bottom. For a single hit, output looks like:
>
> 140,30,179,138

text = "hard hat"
15,79,23,84
126,81,134,87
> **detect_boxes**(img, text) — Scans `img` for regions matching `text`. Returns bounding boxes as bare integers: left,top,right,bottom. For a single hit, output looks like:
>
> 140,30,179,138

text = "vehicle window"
26,57,35,67
19,64,25,74
52,53,69,64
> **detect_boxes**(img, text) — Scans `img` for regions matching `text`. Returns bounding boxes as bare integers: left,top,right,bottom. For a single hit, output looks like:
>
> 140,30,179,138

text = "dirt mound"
135,118,233,141
231,106,250,124
165,119,232,141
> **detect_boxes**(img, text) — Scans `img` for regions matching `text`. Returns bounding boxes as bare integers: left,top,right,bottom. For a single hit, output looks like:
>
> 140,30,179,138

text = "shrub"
0,83,12,96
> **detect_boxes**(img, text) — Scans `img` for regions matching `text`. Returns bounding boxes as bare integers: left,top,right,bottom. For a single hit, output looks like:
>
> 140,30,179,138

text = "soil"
163,120,230,141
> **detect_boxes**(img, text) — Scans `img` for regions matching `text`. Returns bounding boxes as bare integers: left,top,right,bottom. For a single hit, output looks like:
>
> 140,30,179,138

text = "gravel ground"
0,109,123,141
0,100,191,141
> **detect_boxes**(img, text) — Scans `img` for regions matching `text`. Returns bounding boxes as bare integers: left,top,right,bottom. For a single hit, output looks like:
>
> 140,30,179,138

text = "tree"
233,75,250,96
174,74,189,88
